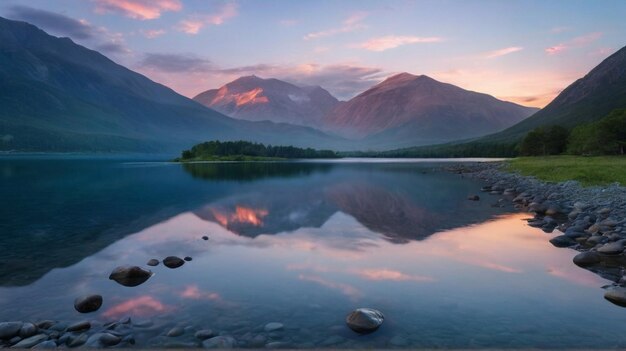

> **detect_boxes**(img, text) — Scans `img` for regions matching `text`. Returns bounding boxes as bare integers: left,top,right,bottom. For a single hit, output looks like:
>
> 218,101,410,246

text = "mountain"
0,17,347,153
323,73,539,148
193,76,339,127
478,45,626,142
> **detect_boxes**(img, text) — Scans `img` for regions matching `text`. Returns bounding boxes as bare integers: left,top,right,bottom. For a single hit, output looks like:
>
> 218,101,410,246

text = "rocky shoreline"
448,161,626,305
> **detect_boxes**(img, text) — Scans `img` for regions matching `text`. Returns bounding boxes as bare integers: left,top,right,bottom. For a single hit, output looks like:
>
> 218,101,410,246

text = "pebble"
597,241,625,255
346,308,384,334
147,259,160,266
33,340,57,349
163,256,185,269
184,256,193,262
549,235,576,248
74,294,103,313
467,195,480,201
202,236,209,240
86,332,121,347
67,333,88,347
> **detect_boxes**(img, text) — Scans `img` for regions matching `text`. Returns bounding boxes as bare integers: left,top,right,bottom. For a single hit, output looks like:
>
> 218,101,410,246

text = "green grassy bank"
507,156,626,186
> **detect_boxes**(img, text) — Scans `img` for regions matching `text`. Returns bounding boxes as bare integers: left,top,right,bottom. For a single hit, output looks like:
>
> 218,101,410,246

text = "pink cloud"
176,3,238,34
141,29,165,38
304,12,368,40
353,268,434,282
482,46,523,59
356,35,443,52
299,274,362,299
94,0,182,20
545,32,603,55
102,295,173,318
180,285,221,300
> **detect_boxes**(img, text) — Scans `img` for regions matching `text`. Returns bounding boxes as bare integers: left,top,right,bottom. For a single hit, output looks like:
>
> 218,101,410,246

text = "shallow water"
1,157,624,348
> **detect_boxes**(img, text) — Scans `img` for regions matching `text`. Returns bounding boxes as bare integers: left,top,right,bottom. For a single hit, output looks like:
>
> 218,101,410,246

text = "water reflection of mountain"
193,164,512,243
1,159,507,287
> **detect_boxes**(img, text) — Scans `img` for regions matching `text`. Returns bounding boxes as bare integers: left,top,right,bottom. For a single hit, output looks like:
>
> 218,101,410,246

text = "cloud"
136,54,385,99
545,32,602,55
482,46,523,59
6,5,130,55
355,35,443,52
93,0,182,20
176,3,238,34
139,53,214,73
141,29,166,38
304,12,368,40
6,5,95,39
353,268,434,282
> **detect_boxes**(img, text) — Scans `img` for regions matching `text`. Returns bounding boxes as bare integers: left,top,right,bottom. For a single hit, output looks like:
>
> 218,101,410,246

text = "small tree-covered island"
175,140,340,161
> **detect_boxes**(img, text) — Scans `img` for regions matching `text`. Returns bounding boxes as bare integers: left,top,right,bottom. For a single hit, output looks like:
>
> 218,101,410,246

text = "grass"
507,156,626,186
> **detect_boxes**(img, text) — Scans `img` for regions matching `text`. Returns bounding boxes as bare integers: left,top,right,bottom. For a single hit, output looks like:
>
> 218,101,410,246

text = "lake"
1,157,625,348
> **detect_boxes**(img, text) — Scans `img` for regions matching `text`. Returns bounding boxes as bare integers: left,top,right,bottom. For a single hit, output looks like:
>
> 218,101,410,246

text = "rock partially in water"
202,335,236,349
0,321,22,339
346,308,384,334
109,266,152,287
19,323,38,338
467,195,480,201
195,329,216,340
573,251,601,267
264,322,284,333
147,259,160,267
86,332,121,347
12,334,48,348
202,236,209,240
67,321,91,332
163,256,185,269
605,287,626,307
74,294,103,313
549,235,576,248
184,256,193,262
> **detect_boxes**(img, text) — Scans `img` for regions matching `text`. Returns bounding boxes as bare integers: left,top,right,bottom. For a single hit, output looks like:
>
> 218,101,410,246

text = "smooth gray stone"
67,333,88,348
346,308,384,334
19,323,38,338
573,251,601,267
0,322,23,339
598,241,625,255
67,321,90,332
147,259,160,266
109,266,152,287
74,295,103,313
11,334,48,348
33,340,57,349
167,327,184,337
163,256,185,269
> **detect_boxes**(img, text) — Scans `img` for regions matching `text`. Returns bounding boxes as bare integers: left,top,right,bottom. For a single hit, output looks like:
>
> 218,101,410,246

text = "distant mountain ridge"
323,73,539,147
193,76,339,128
0,16,348,153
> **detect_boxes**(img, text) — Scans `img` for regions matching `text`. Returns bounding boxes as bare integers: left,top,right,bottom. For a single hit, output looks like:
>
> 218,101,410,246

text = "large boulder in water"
573,251,601,267
605,287,626,307
74,294,103,313
346,308,384,334
109,266,152,287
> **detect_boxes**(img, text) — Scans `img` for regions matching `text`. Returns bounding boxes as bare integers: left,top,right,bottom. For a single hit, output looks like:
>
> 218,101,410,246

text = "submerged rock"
264,322,284,332
67,321,91,332
19,323,38,338
184,256,193,262
346,308,384,334
109,266,152,287
167,327,184,337
74,294,103,313
202,335,236,349
163,256,185,269
12,334,48,348
467,195,480,201
147,259,160,266
194,329,215,340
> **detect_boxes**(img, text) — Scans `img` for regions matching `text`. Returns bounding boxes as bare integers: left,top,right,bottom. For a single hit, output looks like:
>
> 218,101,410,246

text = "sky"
2,0,625,107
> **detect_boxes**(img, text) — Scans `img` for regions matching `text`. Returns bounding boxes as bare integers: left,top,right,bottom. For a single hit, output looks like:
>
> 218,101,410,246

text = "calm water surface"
1,157,625,348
